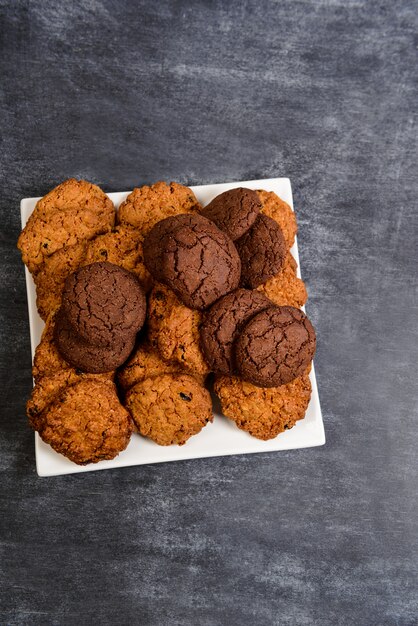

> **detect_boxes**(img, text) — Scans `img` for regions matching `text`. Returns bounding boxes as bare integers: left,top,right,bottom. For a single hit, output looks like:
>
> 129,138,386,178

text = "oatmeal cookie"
33,242,87,321
147,284,210,379
236,214,287,288
201,187,261,240
257,189,297,249
125,374,212,446
117,340,198,394
18,178,115,274
214,373,312,440
117,181,201,233
256,253,307,308
235,306,316,387
82,225,153,292
32,379,133,465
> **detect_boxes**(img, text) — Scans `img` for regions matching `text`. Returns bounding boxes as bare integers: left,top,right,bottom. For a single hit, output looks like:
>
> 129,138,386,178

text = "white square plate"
21,178,325,477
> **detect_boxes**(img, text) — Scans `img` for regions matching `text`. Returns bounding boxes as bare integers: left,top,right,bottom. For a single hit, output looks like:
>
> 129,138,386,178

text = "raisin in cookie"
214,373,311,440
117,181,201,233
125,374,212,446
18,178,115,274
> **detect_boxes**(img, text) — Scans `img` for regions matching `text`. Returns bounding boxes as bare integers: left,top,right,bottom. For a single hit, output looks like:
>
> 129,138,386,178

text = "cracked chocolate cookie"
214,373,312,439
257,189,297,249
125,374,213,446
61,262,146,347
236,214,287,288
144,214,241,310
200,289,273,374
31,379,133,465
117,181,201,233
235,306,316,387
54,308,136,373
201,187,261,240
18,178,115,274
147,283,210,379
256,253,307,308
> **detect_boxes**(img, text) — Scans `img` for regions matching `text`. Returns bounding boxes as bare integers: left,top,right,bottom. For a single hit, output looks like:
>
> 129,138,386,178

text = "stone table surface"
1,1,417,624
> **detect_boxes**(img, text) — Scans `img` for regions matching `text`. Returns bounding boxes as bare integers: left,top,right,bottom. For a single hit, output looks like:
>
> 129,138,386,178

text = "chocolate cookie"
32,379,133,465
147,283,210,379
214,372,312,440
54,308,136,373
235,306,316,387
200,289,273,374
82,225,153,293
125,374,213,446
62,262,146,347
144,214,241,310
256,252,307,308
257,189,297,249
236,214,287,288
117,181,201,234
201,188,261,240
18,178,115,274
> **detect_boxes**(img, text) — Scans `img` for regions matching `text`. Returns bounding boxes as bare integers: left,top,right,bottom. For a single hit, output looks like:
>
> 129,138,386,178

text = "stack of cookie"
18,178,314,465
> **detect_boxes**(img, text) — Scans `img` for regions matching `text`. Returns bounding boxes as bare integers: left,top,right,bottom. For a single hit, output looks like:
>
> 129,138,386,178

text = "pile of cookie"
18,179,314,465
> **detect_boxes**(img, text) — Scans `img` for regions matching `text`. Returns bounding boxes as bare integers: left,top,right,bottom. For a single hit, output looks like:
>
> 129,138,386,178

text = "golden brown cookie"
257,190,297,250
125,374,212,445
82,225,153,292
256,253,307,308
18,179,115,274
31,379,133,465
33,242,87,321
214,373,312,440
27,369,114,429
117,181,201,234
117,340,197,394
147,284,210,379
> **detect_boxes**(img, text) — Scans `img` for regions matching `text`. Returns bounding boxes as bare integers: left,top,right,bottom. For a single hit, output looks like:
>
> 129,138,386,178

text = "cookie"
82,225,153,293
235,306,316,387
32,310,73,381
125,374,213,446
256,253,307,308
62,262,146,347
257,189,297,249
117,181,201,233
144,214,241,310
201,187,261,240
54,308,136,373
147,283,210,379
27,369,113,429
32,379,133,465
199,289,273,374
117,340,200,394
236,214,287,288
214,373,312,440
33,241,87,321
18,178,115,274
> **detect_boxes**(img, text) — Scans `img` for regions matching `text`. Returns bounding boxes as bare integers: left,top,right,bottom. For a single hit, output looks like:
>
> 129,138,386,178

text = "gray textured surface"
1,0,417,624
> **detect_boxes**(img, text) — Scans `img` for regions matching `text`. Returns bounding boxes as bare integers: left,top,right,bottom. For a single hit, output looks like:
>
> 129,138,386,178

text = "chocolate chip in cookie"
236,214,287,289
143,214,241,310
61,262,146,347
200,288,273,374
235,306,316,387
202,188,261,241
